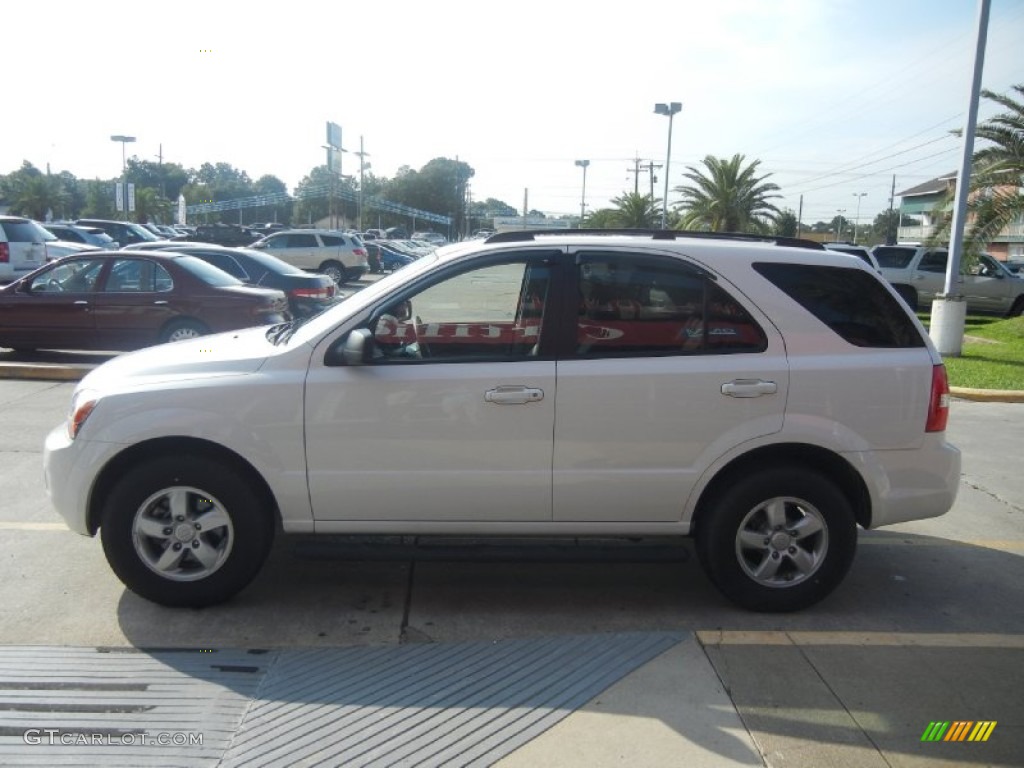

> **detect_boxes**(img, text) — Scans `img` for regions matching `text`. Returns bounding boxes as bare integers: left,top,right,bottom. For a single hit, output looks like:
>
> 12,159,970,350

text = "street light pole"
654,102,682,229
836,208,847,241
574,160,589,226
852,192,867,244
110,135,136,221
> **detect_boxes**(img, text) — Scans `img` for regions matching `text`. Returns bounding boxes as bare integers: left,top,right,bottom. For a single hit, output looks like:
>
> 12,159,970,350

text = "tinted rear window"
1,220,50,242
754,263,925,348
872,247,916,268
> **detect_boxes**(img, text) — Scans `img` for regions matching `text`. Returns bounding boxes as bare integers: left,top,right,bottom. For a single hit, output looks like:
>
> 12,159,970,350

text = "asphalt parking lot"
0,379,1021,766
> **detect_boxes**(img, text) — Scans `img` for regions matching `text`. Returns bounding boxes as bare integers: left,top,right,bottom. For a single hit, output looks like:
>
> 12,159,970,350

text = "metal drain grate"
0,633,682,767
0,646,269,767
224,632,682,767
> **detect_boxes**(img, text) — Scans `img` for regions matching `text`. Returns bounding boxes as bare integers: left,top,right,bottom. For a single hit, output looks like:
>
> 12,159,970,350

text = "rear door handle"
154,300,168,305
485,385,544,405
721,379,777,398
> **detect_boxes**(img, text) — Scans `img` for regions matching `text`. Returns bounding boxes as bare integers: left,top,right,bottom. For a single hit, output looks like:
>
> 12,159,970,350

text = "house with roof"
898,172,1024,260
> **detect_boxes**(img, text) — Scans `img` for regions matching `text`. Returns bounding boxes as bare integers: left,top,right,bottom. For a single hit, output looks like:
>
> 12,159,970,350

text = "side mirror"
327,328,374,366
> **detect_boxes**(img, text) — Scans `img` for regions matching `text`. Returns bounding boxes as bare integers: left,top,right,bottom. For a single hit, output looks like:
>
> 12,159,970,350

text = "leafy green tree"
581,208,619,228
774,210,798,237
126,158,190,201
386,158,474,233
81,179,117,218
293,165,356,227
930,83,1024,256
131,188,173,224
608,192,660,228
674,154,781,233
251,174,291,225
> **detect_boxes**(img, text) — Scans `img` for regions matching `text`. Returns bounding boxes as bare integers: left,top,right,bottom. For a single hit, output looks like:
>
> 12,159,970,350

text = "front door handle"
485,385,544,405
721,379,777,398
153,300,169,305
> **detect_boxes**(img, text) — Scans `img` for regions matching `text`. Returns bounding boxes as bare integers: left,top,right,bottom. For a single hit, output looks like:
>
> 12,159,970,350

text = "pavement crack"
962,478,1024,515
789,635,894,768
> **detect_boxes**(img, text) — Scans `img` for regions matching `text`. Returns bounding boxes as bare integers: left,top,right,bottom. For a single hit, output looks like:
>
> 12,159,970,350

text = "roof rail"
483,228,825,250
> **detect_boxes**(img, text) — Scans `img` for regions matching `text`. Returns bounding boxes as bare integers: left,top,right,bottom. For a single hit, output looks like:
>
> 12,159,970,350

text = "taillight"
926,364,950,432
0,242,8,263
353,247,367,256
290,286,334,300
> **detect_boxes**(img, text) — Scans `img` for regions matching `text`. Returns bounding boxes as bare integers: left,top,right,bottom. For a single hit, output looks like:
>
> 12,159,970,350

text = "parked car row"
0,250,288,352
872,244,1024,315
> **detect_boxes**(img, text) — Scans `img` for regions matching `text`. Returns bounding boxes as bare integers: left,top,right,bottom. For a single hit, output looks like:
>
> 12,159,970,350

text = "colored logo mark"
921,721,997,742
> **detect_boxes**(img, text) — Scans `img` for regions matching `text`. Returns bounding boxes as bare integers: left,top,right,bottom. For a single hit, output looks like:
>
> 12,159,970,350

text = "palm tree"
939,84,1024,255
609,192,660,228
674,154,781,233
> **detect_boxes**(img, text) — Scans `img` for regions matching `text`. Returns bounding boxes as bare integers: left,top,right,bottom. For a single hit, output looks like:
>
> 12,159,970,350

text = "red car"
0,250,288,352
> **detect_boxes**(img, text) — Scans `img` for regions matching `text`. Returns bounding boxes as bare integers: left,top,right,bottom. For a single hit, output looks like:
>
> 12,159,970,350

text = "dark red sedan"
0,250,288,352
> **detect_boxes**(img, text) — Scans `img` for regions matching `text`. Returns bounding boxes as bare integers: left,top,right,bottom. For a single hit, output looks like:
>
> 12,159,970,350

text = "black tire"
696,467,856,612
894,285,918,312
160,319,209,344
99,454,275,607
1008,296,1024,318
319,260,346,285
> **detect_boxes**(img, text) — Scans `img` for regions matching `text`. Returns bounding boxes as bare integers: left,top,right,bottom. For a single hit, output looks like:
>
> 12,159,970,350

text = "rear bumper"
852,437,962,528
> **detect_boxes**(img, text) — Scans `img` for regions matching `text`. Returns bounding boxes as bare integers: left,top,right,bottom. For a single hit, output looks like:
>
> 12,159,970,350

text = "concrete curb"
0,363,90,382
950,386,1024,403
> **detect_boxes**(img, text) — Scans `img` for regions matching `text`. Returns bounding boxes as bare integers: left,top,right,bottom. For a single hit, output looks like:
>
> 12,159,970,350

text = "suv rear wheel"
696,467,857,612
99,455,275,607
319,260,345,285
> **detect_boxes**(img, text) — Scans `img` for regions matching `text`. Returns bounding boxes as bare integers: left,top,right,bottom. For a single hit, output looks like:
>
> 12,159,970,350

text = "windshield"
281,253,440,346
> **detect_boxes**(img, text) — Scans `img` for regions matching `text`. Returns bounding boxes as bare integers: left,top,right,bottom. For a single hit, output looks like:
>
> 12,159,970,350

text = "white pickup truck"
873,245,1024,316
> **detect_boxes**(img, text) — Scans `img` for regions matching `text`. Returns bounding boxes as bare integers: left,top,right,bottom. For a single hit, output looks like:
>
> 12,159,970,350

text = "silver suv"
44,230,960,612
252,229,368,284
873,244,1024,315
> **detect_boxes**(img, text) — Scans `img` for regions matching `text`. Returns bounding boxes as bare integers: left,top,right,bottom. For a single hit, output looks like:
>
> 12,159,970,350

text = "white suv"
44,231,960,611
0,216,49,283
251,229,368,284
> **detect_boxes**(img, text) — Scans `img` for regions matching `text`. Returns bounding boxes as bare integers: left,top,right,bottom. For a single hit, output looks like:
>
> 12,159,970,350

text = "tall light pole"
835,208,847,241
110,135,135,221
852,192,867,244
574,159,589,226
654,102,682,229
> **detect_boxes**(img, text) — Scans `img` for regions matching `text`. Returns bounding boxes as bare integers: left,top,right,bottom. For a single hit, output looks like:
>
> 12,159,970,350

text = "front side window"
29,257,107,293
370,259,551,362
575,254,766,357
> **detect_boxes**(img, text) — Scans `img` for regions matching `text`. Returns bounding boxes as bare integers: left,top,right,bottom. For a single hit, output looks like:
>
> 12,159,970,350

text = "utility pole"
888,175,897,245
646,160,662,200
797,195,803,238
355,136,370,232
627,155,643,195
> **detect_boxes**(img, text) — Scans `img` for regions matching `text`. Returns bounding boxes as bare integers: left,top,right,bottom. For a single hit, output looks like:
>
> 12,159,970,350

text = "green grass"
917,312,1024,390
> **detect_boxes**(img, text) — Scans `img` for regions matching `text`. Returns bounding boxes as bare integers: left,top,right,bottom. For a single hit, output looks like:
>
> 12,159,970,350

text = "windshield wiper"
266,316,309,346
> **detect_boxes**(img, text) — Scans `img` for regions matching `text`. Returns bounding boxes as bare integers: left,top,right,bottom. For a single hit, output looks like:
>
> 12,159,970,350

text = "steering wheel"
46,279,64,293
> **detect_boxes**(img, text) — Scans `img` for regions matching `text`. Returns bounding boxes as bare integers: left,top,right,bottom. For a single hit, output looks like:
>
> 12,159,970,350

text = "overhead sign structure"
326,122,342,150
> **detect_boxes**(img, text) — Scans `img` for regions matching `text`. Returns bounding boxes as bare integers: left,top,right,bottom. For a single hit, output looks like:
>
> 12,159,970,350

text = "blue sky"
4,0,1023,227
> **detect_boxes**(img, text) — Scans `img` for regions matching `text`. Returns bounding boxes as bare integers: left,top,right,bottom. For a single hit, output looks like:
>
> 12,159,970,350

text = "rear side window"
873,247,916,268
320,235,344,247
917,251,948,273
576,254,767,357
754,263,925,348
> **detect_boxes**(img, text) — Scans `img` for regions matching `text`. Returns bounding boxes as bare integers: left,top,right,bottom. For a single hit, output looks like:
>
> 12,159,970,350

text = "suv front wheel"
99,455,275,607
696,467,857,612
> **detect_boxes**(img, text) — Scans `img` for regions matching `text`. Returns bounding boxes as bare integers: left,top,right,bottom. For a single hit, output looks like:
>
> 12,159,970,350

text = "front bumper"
43,424,121,536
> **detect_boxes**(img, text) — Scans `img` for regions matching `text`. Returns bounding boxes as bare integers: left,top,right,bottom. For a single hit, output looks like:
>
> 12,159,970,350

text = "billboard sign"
326,121,342,149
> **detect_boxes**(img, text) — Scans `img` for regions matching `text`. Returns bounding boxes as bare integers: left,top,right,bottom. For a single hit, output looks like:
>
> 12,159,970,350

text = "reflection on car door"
552,250,788,523
90,258,177,349
304,254,559,523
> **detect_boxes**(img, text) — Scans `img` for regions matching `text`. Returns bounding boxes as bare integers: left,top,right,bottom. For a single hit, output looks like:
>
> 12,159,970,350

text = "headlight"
67,389,100,440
